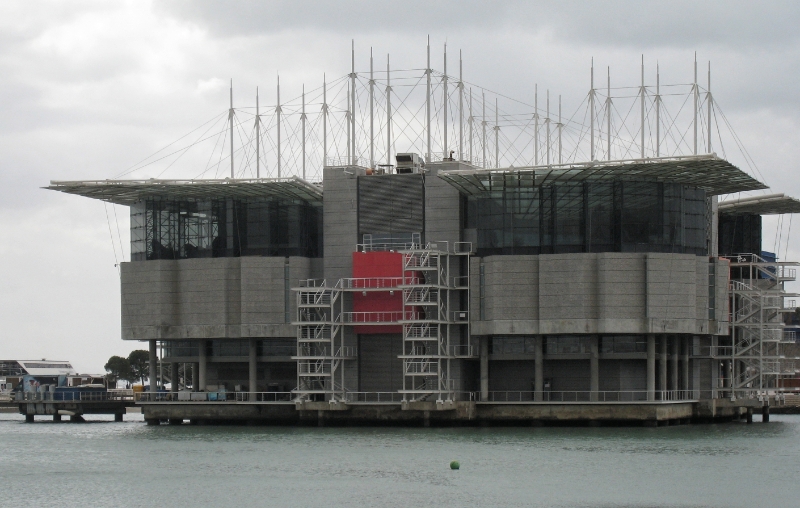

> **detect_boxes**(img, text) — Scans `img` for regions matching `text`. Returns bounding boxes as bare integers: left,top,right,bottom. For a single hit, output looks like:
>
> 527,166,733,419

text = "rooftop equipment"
395,153,425,174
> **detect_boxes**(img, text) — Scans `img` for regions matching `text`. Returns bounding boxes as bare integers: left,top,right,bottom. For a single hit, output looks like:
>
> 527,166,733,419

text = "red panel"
352,251,404,333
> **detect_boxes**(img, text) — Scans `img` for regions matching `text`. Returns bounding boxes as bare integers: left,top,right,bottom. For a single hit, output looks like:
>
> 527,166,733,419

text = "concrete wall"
471,252,729,336
323,165,362,281
121,256,314,340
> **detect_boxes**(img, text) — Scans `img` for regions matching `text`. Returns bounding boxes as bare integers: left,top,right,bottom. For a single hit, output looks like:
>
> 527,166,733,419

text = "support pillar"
670,336,679,397
659,335,667,400
589,336,599,402
534,335,544,402
53,414,61,423
115,413,123,422
25,414,34,423
762,404,770,423
479,336,489,402
681,336,689,395
249,338,258,401
192,362,199,392
149,339,158,393
647,334,655,401
198,340,207,392
746,407,753,424
170,362,178,393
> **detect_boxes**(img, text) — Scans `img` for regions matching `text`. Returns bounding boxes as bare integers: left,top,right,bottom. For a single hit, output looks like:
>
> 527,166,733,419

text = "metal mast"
494,98,499,168
369,47,374,168
255,87,260,178
458,50,463,161
351,40,356,165
558,95,562,164
640,55,645,159
656,63,660,157
606,67,611,161
693,53,698,155
534,84,539,165
469,88,473,163
443,43,448,159
590,59,595,161
546,90,551,165
346,80,351,164
301,84,306,180
229,80,234,178
322,74,327,166
276,75,282,178
481,90,486,169
426,36,431,163
386,54,392,166
707,61,712,154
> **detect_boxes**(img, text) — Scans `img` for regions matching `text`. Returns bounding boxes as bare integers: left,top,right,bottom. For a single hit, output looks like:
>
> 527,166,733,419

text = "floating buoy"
450,460,460,470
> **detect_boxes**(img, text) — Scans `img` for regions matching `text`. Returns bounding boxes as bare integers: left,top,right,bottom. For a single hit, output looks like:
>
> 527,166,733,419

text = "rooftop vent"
395,153,425,174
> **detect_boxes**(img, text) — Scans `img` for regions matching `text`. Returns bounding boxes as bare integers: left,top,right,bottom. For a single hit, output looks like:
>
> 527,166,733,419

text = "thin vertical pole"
302,84,306,180
443,43,448,159
229,80,234,178
534,84,539,165
323,74,328,166
469,88,473,163
369,47,374,168
590,59,595,161
346,81,350,164
656,64,660,157
255,87,260,178
707,61,712,154
386,55,392,166
426,36,432,163
693,53,698,155
481,90,486,169
276,76,281,178
351,40,356,165
606,67,611,161
546,90,550,165
640,55,645,159
459,50,463,161
494,98,499,168
558,95,562,165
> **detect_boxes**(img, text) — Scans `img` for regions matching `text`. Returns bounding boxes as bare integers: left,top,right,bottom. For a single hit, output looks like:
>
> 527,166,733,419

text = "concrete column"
198,340,207,391
192,363,199,392
170,363,179,392
479,336,489,402
249,338,258,401
149,340,158,393
681,336,689,394
534,335,544,402
659,335,667,400
670,336,679,396
589,336,599,402
647,334,655,402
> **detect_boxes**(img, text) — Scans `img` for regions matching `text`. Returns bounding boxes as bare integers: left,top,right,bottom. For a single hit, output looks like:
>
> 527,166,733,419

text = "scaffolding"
727,253,799,398
292,280,352,402
399,242,472,402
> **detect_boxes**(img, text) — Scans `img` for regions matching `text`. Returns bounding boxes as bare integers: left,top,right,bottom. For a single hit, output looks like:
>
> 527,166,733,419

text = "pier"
15,389,135,422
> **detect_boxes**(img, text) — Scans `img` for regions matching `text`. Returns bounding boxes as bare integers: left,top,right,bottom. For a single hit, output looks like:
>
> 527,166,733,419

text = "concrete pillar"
670,336,679,396
115,413,123,422
479,336,489,402
746,407,753,424
198,340,207,391
589,336,599,402
647,334,655,402
681,336,689,394
149,339,158,393
25,414,34,423
762,404,770,423
53,414,61,422
192,363,199,392
170,363,179,392
249,338,258,401
534,335,544,402
659,335,667,400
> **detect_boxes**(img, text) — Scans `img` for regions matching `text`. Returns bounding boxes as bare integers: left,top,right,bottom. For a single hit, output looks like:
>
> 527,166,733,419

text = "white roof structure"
45,177,323,206
8,360,76,377
437,155,767,197
719,193,800,215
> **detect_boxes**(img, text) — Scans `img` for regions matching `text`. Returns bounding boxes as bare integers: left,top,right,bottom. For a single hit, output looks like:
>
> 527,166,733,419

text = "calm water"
1,412,799,507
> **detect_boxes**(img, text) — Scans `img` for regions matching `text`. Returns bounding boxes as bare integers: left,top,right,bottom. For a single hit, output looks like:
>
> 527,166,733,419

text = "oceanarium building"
47,54,800,425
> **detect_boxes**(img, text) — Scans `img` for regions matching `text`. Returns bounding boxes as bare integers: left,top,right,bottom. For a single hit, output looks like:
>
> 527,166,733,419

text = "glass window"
546,335,591,354
600,335,647,353
555,184,584,251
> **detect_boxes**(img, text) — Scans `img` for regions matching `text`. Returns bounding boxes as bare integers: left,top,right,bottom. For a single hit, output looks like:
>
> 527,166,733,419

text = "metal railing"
135,391,295,403
339,277,403,289
481,390,700,403
344,392,405,404
16,390,134,402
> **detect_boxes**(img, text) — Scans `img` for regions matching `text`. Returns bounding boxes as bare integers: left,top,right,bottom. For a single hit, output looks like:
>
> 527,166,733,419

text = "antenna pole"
640,55,645,159
346,80,351,164
590,59,595,160
323,74,327,166
386,54,392,166
482,90,486,169
469,87,473,163
256,87,260,178
693,53,698,155
302,84,306,180
276,75,281,178
351,40,356,165
656,64,660,157
443,43,448,159
606,67,611,161
426,36,432,163
458,50,463,161
494,97,499,168
369,47,374,168
229,80,234,178
546,90,550,165
558,95,562,165
534,84,539,165
707,61,712,154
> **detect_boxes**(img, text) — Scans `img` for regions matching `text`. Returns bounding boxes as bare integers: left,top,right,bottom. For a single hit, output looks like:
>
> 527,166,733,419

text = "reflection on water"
1,413,798,507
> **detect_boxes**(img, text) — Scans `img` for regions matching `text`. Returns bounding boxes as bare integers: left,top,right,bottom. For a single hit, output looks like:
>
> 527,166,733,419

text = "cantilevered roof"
719,193,800,215
45,177,323,205
437,154,767,197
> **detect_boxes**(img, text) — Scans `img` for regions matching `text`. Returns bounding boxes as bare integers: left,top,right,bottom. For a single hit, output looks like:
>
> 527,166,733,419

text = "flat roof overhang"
719,193,800,215
437,154,767,197
44,177,323,206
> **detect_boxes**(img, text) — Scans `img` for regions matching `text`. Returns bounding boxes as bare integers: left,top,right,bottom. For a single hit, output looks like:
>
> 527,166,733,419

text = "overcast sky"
2,1,799,373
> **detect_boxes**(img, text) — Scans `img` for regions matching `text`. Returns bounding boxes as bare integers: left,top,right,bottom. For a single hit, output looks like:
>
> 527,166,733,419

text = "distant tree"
104,356,132,385
127,350,150,385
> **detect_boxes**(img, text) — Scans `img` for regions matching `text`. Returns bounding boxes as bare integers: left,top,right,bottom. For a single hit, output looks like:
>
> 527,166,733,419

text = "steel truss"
727,253,799,397
399,242,472,402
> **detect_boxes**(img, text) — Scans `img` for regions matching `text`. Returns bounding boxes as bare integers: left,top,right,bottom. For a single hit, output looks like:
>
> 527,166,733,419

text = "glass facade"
490,335,648,355
465,181,708,256
131,197,322,261
162,339,295,358
718,212,762,257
